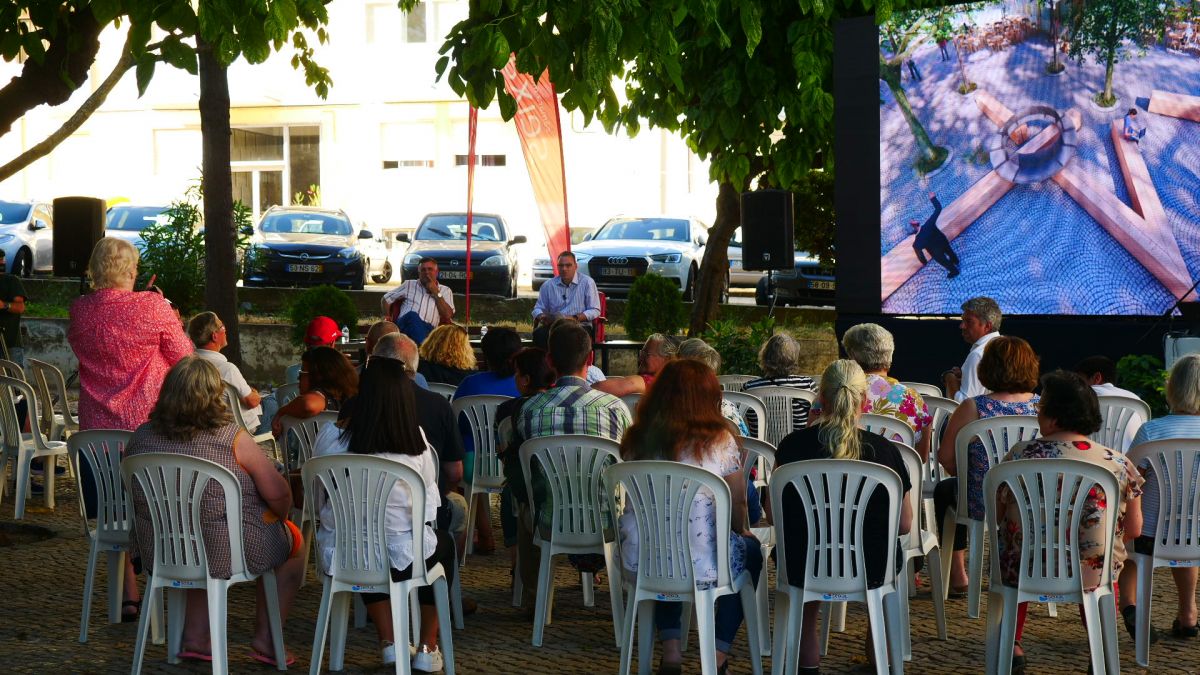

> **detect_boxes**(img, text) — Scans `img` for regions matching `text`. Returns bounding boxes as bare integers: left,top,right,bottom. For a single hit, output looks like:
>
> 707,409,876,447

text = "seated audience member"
126,356,304,665
742,333,816,434
531,251,601,345
943,297,1002,402
380,257,455,345
618,359,762,673
270,346,358,437
532,317,605,384
258,315,346,428
934,336,1039,598
593,332,678,397
418,324,477,386
999,370,1142,671
188,311,262,432
774,359,912,674
1120,354,1200,642
1074,355,1145,452
824,322,934,461
311,358,453,671
364,320,430,389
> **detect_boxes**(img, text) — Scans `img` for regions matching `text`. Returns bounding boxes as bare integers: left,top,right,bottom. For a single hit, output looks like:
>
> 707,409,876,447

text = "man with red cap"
305,315,342,348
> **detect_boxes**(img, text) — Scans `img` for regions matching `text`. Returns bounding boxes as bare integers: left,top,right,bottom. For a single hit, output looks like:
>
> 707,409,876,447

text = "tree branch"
0,29,135,185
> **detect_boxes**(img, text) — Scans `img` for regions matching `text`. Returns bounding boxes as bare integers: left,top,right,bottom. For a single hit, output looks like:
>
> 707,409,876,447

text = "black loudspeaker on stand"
52,196,106,278
740,189,794,271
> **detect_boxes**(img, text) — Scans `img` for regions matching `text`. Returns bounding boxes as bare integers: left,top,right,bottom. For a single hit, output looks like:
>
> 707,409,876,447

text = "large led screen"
879,1,1200,315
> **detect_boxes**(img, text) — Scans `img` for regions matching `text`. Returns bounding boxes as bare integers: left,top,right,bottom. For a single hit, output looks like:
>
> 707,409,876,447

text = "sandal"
121,600,140,623
1122,605,1159,643
948,584,969,599
1172,618,1200,638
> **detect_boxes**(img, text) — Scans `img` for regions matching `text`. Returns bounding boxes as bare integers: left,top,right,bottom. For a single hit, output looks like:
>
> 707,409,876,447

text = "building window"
230,125,321,222
455,154,507,167
366,1,426,44
383,160,435,169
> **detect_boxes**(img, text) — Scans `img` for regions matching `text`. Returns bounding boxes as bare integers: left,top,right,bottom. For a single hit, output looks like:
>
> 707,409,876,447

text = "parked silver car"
105,204,170,253
0,200,54,276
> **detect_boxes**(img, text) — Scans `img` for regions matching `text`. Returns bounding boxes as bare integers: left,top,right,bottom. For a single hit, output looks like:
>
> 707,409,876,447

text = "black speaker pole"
767,270,778,321
79,274,86,296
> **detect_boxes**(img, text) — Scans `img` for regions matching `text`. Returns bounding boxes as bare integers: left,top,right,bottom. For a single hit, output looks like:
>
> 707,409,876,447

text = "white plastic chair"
0,357,25,380
604,461,763,675
453,394,511,563
303,454,456,675
860,413,916,446
769,459,905,675
894,442,947,656
224,383,277,459
741,437,777,656
429,382,458,402
285,362,301,384
620,393,642,420
718,374,756,391
745,385,817,446
982,459,1121,675
723,391,768,442
69,430,136,643
1092,395,1150,454
901,381,942,399
278,412,339,474
122,453,289,674
518,434,623,647
275,383,301,407
922,396,958,529
0,374,69,519
1127,439,1200,667
29,358,79,442
938,414,1039,617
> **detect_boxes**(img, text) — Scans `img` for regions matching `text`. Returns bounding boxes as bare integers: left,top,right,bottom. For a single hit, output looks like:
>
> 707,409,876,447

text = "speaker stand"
766,270,778,320
78,275,87,296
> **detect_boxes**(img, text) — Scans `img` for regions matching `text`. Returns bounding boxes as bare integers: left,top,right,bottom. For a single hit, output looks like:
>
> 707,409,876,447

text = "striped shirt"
532,273,601,322
383,279,454,325
518,376,631,443
1130,415,1200,535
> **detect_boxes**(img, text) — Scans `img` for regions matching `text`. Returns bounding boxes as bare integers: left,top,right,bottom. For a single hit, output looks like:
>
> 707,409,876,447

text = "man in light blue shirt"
531,251,601,345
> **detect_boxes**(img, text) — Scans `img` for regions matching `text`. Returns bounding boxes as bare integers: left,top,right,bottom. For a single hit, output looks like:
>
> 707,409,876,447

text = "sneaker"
412,644,444,673
381,642,396,666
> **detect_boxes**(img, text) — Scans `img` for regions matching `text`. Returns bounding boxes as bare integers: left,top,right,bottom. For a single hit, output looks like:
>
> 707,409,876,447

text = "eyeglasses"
298,370,309,375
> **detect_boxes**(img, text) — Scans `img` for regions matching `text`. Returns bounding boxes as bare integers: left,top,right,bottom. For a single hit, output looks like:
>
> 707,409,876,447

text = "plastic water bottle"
340,325,349,344
480,324,489,337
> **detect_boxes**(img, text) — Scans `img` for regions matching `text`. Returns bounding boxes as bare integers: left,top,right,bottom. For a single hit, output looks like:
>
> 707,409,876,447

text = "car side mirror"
508,235,527,245
582,232,594,242
30,219,47,231
240,225,254,236
396,232,410,243
696,234,707,246
358,230,374,240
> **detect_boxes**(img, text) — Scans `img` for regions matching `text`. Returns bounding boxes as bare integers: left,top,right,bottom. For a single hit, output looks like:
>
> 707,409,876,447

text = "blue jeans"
654,533,764,654
395,311,435,345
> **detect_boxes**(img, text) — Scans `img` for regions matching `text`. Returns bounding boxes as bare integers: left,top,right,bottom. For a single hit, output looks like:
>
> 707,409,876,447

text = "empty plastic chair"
0,375,69,518
29,358,79,442
429,382,457,402
1092,395,1150,454
453,394,510,563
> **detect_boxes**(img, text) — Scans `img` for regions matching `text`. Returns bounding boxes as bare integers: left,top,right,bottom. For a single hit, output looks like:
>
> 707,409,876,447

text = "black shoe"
1010,653,1026,674
947,269,960,279
1123,605,1159,643
1172,618,1199,638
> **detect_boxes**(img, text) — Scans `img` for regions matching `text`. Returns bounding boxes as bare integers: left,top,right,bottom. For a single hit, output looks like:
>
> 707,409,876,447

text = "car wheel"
682,266,697,302
508,273,518,298
13,248,32,278
372,261,393,284
351,265,366,291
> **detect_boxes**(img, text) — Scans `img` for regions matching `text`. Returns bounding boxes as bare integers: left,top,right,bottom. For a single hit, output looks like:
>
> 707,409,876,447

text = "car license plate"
808,280,835,290
287,264,323,273
601,267,638,277
441,270,471,280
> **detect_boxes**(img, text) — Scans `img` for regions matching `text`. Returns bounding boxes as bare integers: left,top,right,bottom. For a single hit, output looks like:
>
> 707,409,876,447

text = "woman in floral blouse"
996,370,1143,673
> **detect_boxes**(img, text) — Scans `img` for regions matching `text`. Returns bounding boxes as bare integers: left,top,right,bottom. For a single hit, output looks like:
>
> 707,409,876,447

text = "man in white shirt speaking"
188,311,262,432
381,257,455,345
943,296,1002,402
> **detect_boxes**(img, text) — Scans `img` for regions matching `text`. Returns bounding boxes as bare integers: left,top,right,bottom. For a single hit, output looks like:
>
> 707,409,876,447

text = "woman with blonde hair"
773,359,913,674
125,356,304,664
417,323,477,385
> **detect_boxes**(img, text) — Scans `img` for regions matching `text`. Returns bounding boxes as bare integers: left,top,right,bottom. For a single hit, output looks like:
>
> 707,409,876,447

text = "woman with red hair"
617,359,761,674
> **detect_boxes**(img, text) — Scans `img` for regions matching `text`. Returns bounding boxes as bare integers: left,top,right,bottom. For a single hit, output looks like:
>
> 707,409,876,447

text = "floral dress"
863,374,933,444
966,394,1040,520
995,439,1144,590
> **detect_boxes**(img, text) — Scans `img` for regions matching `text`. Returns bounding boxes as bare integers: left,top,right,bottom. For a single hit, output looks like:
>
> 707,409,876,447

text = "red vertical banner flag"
464,106,478,322
500,54,572,265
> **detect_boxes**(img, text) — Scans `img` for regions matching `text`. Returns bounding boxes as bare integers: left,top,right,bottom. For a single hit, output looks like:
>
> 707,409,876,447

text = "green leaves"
135,54,156,95
739,1,762,56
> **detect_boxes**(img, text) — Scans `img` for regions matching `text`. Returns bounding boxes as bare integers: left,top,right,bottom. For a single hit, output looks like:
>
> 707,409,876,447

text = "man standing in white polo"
943,296,1002,402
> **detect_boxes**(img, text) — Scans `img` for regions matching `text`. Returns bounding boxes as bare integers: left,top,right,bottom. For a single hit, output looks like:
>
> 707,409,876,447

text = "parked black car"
397,213,526,297
243,206,392,290
755,253,835,307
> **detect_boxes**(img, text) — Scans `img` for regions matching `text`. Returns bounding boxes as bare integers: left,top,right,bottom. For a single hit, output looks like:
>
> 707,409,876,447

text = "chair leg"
831,601,847,632
13,450,30,519
1135,555,1154,667
532,544,554,647
410,590,422,647
967,521,985,619
167,588,186,663
78,540,100,643
461,487,477,565
511,546,524,608
450,554,465,630
434,578,457,675
1098,590,1120,675
939,509,957,601
756,564,772,657
770,592,790,675
208,581,229,675
884,589,905,675
739,585,764,675
310,579,334,675
864,592,889,675
1047,602,1058,617
329,592,352,672
618,595,639,675
1080,593,1106,675
818,602,831,656
582,572,595,607
603,541,625,648
262,572,288,671
637,599,656,675
390,585,411,675
899,561,913,661
131,584,159,675
108,550,126,624
926,544,948,640
694,598,719,675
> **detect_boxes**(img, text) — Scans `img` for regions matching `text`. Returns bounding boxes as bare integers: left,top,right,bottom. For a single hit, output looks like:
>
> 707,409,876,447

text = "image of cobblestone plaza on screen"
880,1,1200,315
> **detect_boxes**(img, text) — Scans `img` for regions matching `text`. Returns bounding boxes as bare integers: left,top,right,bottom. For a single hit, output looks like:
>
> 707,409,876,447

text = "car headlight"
650,253,681,264
479,255,506,267
337,247,360,259
533,258,551,267
404,253,422,265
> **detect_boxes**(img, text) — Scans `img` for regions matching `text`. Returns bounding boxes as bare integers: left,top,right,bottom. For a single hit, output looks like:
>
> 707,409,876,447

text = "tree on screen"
879,12,950,173
1068,0,1167,106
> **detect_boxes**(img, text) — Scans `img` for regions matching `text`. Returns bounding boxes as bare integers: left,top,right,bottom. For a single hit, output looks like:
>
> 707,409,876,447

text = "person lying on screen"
1123,108,1147,143
911,191,960,279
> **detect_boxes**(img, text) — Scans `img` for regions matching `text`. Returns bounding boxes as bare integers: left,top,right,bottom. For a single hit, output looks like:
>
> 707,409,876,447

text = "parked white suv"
0,200,54,276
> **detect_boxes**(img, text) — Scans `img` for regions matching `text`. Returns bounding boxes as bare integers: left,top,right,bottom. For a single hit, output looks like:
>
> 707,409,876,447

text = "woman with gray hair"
743,333,816,430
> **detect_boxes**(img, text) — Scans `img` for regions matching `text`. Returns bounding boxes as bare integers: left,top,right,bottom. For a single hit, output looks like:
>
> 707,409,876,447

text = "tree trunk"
198,37,242,365
688,181,740,336
880,63,941,166
1103,54,1115,100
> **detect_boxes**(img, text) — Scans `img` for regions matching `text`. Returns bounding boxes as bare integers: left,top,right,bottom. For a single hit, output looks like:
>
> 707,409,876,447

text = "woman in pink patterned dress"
67,237,192,618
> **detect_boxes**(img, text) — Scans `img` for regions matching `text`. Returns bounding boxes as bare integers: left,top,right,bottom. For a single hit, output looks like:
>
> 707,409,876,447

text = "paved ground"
4,481,1200,674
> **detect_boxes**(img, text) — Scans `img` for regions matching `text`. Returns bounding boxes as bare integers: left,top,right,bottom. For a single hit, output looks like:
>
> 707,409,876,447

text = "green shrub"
1116,354,1168,417
623,273,686,341
288,285,358,346
701,316,777,375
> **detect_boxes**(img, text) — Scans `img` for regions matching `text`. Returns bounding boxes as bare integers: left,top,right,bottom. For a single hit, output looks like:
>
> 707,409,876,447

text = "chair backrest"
275,383,301,407
723,391,768,442
121,452,251,582
770,459,903,594
901,381,942,398
519,434,621,548
285,363,302,385
1092,395,1150,453
740,437,776,492
223,383,259,437
279,412,339,472
1128,440,1200,563
748,385,818,446
893,442,924,551
605,461,735,595
923,396,958,485
620,394,642,420
718,375,756,392
983,458,1120,598
69,430,134,542
954,414,1040,519
303,453,434,588
0,358,25,380
26,358,60,438
859,413,916,447
0,375,53,453
29,359,77,430
451,395,510,487
429,382,457,402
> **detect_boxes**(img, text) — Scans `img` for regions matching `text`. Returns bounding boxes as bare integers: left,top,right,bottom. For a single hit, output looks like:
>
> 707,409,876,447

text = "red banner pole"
465,105,478,323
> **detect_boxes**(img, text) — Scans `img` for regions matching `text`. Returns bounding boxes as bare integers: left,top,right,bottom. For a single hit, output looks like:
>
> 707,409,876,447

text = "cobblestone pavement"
3,482,1200,674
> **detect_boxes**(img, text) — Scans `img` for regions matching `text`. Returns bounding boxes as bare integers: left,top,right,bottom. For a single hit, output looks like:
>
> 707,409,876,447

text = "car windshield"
260,212,352,236
107,206,169,231
414,215,504,242
0,201,31,225
592,218,690,242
